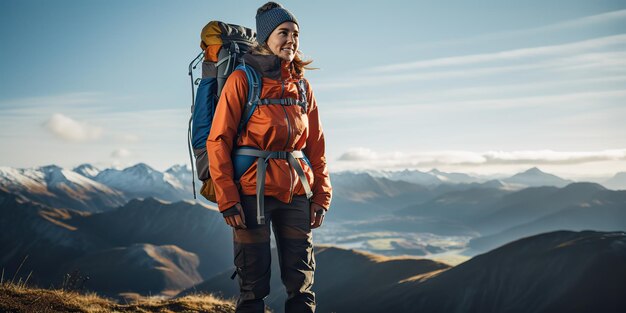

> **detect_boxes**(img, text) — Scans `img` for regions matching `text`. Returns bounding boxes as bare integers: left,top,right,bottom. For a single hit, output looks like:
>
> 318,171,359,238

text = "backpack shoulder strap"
235,64,262,137
297,78,308,113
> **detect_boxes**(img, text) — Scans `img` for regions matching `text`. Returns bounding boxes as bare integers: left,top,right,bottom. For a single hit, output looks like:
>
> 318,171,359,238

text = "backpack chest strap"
258,97,307,109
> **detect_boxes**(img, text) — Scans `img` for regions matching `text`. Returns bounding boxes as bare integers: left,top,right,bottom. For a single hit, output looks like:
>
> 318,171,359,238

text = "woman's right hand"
224,203,247,229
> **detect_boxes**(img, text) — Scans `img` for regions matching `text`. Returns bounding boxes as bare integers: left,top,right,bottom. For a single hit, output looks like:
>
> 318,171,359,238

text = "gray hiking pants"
233,195,316,313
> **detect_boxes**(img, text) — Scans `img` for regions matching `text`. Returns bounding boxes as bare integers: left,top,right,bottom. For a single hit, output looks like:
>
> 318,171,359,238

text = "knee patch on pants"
234,238,272,301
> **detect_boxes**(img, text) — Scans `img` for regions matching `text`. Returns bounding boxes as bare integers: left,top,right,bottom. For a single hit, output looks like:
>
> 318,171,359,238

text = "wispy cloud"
315,39,626,91
335,148,626,170
408,9,626,51
43,113,103,142
371,34,626,73
324,90,626,118
0,92,102,110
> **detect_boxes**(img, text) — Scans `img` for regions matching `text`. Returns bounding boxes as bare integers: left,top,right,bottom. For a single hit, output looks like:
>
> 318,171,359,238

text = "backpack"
187,21,255,201
188,21,313,221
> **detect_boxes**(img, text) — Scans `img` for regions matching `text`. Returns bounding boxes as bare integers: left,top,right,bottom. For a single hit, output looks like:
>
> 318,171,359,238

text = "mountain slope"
370,230,626,313
0,282,236,313
64,243,203,296
180,245,450,313
73,163,101,179
477,182,610,234
75,197,232,279
330,172,434,219
0,193,232,298
604,172,626,190
469,191,626,252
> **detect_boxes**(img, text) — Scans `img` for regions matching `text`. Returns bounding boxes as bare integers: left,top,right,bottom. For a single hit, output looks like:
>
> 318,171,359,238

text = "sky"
1,0,625,180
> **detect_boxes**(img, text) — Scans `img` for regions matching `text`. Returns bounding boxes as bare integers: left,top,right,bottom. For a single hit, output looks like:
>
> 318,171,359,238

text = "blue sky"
1,0,625,179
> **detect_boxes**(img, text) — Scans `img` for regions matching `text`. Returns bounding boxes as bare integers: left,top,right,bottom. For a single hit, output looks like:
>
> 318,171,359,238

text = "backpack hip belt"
234,147,313,225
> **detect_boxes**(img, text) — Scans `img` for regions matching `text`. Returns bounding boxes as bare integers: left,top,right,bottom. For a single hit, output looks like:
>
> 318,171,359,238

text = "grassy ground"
0,280,240,313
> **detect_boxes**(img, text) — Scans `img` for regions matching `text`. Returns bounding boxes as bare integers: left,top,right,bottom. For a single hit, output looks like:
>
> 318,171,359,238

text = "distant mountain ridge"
605,172,626,190
502,166,573,187
0,163,613,214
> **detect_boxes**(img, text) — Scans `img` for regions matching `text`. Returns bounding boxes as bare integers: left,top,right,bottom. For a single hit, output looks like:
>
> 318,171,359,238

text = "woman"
206,2,332,312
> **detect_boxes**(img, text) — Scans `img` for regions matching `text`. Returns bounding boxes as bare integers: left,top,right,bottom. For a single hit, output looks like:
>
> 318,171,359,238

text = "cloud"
371,34,626,73
336,148,626,170
0,92,101,111
315,38,626,91
111,148,131,158
407,9,626,52
43,113,103,142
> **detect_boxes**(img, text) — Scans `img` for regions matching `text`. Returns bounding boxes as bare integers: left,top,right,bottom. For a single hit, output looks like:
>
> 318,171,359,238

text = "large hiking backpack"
187,21,256,201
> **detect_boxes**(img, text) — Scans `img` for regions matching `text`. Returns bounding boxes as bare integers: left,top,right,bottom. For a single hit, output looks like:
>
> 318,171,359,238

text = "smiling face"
266,21,299,62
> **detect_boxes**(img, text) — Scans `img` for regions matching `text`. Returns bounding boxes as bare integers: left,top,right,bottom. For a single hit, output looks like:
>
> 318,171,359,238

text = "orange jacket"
206,53,332,213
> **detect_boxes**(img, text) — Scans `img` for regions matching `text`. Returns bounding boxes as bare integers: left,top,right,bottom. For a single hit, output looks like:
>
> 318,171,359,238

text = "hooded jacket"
206,53,332,213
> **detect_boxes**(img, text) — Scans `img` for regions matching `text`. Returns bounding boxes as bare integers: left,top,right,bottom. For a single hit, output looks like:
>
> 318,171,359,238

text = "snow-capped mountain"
73,163,101,179
383,169,443,185
93,163,191,201
0,165,125,211
427,168,480,184
0,163,201,212
165,164,194,192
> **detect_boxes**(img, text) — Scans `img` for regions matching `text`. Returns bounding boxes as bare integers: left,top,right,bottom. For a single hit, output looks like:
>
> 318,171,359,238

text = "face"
266,22,299,62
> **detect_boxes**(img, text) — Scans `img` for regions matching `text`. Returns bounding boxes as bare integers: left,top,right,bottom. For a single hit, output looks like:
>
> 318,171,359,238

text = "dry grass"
0,260,272,313
0,280,239,313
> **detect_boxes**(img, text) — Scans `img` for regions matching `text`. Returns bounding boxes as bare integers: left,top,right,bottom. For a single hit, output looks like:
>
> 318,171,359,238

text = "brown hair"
250,43,316,77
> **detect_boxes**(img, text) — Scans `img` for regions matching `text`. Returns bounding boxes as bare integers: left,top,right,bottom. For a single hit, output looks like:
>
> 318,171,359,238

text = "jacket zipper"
280,80,294,203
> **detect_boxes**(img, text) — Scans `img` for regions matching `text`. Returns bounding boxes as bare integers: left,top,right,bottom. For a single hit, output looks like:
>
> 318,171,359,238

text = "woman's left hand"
310,202,326,229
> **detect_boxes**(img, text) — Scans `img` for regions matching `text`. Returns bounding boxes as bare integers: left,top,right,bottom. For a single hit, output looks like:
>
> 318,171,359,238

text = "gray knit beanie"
255,2,299,44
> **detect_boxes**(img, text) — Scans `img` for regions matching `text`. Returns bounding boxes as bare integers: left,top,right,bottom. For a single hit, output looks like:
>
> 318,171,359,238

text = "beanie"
255,4,299,44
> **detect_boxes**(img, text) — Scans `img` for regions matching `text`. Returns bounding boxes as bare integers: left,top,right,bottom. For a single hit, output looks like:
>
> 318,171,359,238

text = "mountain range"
1,163,622,215
0,163,195,213
2,163,624,258
1,162,625,312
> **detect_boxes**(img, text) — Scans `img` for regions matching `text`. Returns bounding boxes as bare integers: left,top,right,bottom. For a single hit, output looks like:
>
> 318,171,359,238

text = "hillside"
0,192,232,299
469,198,626,253
0,281,239,313
181,245,450,313
369,230,626,313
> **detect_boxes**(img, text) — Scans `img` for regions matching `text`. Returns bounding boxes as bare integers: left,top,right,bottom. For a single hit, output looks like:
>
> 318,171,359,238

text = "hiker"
206,2,332,313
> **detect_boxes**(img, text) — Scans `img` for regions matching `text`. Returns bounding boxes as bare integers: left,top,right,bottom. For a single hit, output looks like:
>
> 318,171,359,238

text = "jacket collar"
242,53,299,81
